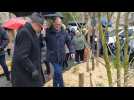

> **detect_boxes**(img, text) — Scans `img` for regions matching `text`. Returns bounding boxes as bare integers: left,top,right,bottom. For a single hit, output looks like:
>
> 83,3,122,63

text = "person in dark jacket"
40,23,53,82
0,26,10,81
63,28,76,68
11,12,45,87
46,17,75,87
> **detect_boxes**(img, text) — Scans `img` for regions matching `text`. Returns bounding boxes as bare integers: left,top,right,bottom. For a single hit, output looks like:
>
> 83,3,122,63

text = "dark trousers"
75,49,84,63
0,55,10,80
63,53,70,68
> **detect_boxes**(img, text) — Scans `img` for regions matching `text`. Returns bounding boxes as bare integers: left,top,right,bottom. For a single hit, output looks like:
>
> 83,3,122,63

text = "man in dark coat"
0,26,10,81
11,12,45,87
46,17,75,87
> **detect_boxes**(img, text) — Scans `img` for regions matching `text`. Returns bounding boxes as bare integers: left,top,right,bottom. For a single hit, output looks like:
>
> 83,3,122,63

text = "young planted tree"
96,26,100,67
82,12,94,86
124,12,129,86
98,12,113,86
91,12,96,71
69,12,94,86
115,12,121,87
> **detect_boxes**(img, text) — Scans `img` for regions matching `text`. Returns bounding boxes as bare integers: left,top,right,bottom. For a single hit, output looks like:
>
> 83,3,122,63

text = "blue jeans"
0,55,10,79
52,63,64,87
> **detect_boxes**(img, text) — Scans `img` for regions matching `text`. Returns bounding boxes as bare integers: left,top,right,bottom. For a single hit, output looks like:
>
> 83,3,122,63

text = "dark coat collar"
24,22,40,39
25,22,36,34
47,26,65,34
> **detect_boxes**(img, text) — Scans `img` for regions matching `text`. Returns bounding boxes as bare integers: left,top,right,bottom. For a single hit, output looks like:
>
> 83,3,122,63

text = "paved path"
0,76,12,87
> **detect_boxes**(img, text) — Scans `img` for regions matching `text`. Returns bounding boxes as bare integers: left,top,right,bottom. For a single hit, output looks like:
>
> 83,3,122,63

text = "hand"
70,53,75,60
32,70,39,80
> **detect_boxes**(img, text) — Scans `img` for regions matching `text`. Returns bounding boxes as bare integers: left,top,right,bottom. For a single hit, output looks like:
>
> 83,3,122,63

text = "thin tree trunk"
98,12,113,86
86,29,90,72
91,12,96,71
89,71,93,87
115,12,121,87
85,13,93,86
96,24,100,67
124,12,129,86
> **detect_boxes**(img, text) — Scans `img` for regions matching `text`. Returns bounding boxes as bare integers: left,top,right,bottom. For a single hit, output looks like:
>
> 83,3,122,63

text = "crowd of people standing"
0,12,89,87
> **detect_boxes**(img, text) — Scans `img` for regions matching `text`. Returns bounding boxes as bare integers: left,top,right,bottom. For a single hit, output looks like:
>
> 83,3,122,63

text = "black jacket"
0,27,8,56
46,26,75,64
11,23,44,87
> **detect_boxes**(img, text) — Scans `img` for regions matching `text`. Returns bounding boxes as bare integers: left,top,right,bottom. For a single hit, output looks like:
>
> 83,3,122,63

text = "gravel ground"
0,53,12,87
0,76,12,87
0,56,134,87
44,57,134,87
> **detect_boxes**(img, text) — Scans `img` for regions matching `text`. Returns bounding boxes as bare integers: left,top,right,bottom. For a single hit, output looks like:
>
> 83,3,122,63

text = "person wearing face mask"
11,12,45,87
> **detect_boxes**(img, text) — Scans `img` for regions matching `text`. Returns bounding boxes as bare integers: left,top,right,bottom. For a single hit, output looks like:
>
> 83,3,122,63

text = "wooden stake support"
79,73,84,87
